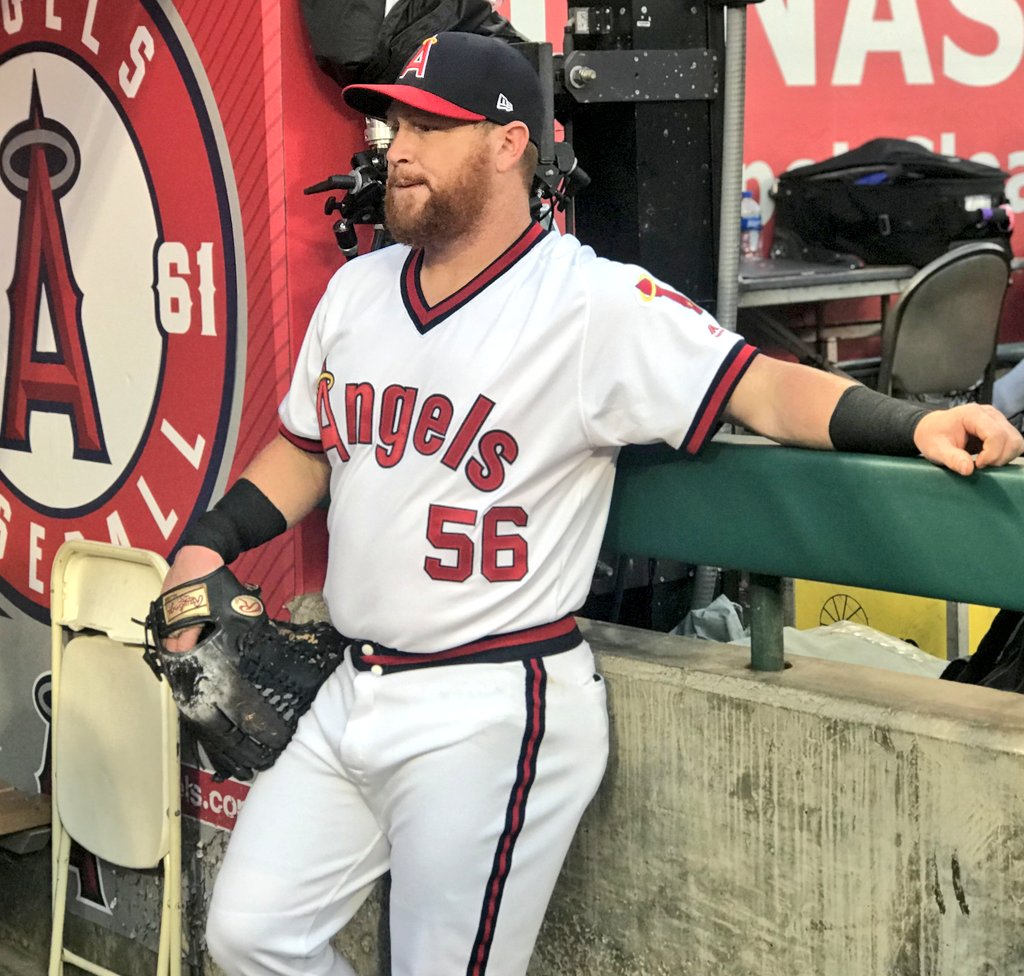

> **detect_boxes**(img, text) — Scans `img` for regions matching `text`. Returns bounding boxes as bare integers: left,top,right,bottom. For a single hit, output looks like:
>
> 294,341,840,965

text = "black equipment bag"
941,609,1024,693
300,0,526,88
772,138,1011,268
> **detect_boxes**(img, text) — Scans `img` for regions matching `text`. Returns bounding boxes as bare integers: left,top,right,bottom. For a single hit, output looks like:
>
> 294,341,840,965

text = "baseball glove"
143,565,347,782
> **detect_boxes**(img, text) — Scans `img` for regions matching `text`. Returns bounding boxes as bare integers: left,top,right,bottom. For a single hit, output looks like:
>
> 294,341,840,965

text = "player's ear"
493,121,530,176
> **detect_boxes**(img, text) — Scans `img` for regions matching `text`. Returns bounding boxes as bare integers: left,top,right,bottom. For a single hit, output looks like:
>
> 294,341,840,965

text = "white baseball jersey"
279,223,758,651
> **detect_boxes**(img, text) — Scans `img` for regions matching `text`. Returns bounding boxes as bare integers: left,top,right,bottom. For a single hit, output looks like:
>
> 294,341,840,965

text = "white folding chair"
49,540,181,976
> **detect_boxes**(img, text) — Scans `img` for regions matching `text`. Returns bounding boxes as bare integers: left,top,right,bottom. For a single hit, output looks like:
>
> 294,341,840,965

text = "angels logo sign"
0,1,245,621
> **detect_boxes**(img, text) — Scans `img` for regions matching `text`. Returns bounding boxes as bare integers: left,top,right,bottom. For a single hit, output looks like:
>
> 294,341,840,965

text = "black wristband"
179,479,287,563
828,385,934,456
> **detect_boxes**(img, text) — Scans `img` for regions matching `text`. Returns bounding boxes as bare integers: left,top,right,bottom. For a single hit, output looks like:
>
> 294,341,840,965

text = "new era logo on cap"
342,32,545,146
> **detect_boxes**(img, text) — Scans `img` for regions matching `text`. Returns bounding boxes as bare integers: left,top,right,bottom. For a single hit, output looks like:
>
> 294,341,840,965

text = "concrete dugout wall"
531,621,1024,976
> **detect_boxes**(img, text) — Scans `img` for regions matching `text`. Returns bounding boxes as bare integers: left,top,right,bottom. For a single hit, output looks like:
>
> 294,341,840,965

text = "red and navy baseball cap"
343,32,544,146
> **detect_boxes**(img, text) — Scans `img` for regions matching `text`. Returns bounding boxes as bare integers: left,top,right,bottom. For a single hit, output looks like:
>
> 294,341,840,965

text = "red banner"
181,764,251,831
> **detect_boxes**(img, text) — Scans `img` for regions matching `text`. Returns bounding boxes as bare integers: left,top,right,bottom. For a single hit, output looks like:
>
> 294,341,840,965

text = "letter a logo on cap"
399,36,438,80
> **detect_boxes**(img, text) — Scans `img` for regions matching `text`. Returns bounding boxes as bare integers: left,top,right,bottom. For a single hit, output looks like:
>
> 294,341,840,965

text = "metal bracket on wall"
562,49,719,104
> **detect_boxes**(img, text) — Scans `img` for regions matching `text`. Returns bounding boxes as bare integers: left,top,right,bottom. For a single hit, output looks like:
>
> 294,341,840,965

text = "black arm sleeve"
828,385,934,456
179,479,287,563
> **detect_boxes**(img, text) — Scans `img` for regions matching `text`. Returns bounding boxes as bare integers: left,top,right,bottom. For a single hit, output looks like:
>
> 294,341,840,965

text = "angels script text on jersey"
317,371,518,493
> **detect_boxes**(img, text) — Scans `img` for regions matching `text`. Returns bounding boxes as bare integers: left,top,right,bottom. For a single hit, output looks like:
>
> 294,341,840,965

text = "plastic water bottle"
740,190,762,260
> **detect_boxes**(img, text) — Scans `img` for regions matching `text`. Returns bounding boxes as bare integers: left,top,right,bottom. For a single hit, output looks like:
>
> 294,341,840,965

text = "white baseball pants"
205,640,609,975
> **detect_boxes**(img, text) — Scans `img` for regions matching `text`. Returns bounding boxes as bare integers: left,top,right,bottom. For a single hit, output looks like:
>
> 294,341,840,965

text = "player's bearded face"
385,137,493,249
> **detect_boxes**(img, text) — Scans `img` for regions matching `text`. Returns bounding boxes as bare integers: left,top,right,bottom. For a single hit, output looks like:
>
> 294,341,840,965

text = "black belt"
348,616,582,674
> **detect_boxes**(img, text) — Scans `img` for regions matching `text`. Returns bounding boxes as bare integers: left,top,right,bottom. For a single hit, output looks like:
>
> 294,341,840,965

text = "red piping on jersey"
467,658,546,976
402,222,548,333
683,343,759,455
278,423,325,454
355,615,578,668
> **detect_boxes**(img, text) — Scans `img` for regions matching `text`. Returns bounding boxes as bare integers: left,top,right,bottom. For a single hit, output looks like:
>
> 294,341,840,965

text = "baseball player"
160,32,1023,976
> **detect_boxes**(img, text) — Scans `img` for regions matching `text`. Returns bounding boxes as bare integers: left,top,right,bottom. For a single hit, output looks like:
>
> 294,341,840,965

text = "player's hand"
159,545,225,652
913,404,1024,476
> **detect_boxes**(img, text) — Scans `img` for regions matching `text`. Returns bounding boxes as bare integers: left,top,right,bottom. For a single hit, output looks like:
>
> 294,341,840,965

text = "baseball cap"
343,32,544,146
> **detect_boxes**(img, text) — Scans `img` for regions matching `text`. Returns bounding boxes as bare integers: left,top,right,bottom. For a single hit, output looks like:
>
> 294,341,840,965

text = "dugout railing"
602,434,1024,670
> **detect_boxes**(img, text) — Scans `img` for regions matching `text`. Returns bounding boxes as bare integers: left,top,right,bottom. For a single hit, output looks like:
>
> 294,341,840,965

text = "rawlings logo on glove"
143,566,347,782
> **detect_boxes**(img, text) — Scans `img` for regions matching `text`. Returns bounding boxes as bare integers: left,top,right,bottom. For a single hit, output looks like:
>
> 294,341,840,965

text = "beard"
385,144,493,250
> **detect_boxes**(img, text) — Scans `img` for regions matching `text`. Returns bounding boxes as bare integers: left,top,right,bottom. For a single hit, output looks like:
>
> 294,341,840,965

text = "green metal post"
749,573,785,671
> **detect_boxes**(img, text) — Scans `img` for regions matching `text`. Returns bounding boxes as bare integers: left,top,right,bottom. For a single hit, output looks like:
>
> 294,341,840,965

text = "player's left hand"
914,403,1024,476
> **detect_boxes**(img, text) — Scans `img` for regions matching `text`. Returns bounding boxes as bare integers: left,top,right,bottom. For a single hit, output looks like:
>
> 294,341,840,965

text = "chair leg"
981,361,996,405
166,835,182,976
157,848,182,976
166,710,183,976
156,899,169,976
48,826,72,976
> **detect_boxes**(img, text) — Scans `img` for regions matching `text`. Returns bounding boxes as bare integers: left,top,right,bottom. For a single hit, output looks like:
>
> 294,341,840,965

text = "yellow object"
793,579,999,660
968,603,1001,651
49,540,181,976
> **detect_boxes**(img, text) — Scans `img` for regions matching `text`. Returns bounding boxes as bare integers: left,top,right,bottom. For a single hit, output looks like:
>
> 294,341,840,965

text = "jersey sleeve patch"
634,275,705,315
681,343,759,456
278,423,325,454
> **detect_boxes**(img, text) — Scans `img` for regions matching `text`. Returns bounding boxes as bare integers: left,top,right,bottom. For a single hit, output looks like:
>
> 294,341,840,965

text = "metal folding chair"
48,540,181,976
877,241,1011,402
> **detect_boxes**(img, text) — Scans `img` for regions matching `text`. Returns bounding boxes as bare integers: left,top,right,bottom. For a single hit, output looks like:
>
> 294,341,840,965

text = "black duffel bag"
772,138,1012,268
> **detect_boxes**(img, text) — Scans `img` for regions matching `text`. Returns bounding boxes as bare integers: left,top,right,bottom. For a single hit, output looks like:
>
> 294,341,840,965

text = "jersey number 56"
425,504,528,583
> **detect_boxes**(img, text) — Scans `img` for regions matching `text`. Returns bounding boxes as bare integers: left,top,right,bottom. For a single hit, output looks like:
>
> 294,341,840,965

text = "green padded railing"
602,435,1024,670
